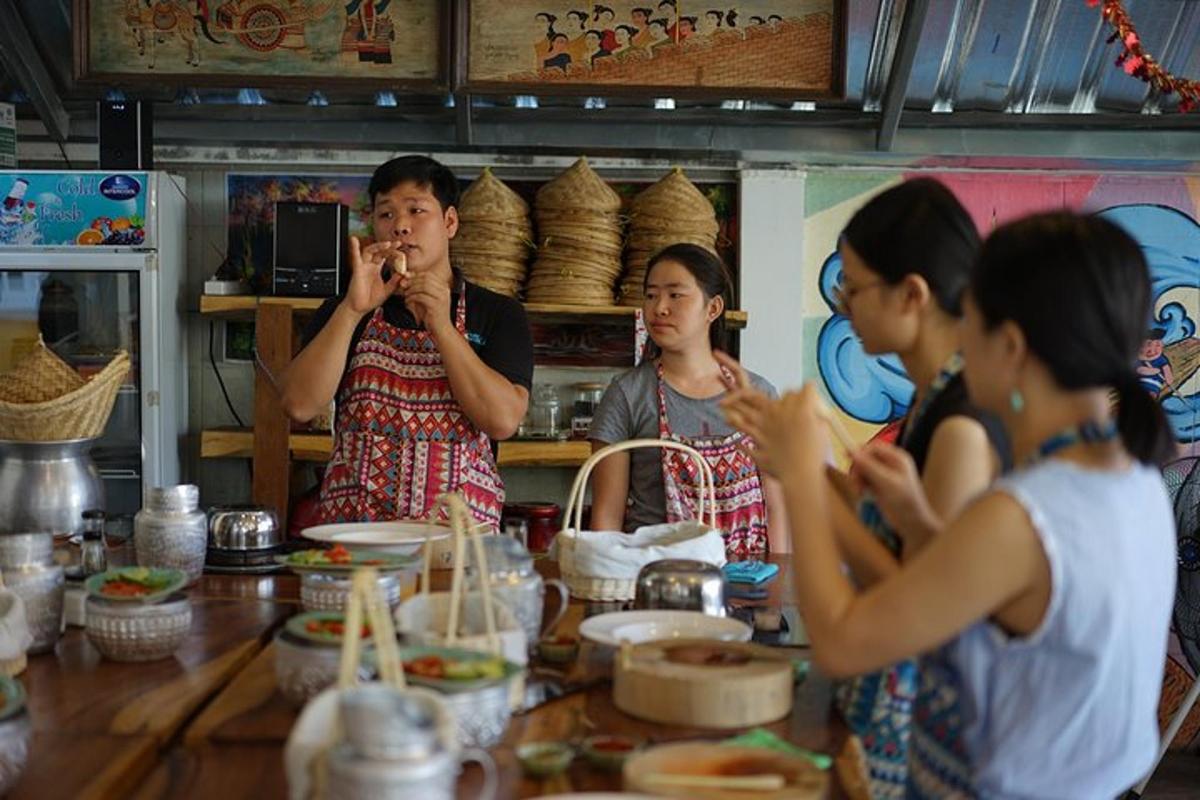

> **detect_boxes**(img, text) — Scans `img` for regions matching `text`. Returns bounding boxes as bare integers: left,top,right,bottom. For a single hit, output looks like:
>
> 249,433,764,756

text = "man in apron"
280,156,534,529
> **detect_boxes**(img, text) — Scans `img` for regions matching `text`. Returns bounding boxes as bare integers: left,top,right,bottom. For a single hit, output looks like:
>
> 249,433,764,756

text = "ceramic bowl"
581,734,641,772
517,741,574,777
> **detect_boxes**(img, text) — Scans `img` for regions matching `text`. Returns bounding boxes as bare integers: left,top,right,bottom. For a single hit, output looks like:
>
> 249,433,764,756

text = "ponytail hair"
971,212,1175,466
1114,371,1175,466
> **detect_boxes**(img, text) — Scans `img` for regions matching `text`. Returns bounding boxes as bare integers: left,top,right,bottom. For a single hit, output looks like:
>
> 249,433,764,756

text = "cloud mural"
1099,204,1200,443
814,201,1200,443
815,250,913,424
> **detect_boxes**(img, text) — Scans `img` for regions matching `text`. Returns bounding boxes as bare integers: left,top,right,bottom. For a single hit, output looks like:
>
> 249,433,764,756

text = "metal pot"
207,505,280,551
0,439,103,537
633,559,727,617
0,533,53,570
85,593,192,662
466,535,568,648
0,711,30,795
326,687,496,800
2,563,64,654
135,485,207,585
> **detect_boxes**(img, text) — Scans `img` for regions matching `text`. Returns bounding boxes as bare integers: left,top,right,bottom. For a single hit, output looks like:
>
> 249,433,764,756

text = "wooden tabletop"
9,553,846,799
162,556,847,799
8,575,295,799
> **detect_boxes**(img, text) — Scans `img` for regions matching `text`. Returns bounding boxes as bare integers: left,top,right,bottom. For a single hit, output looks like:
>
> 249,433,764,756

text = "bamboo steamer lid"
536,157,622,213
458,167,530,221
631,168,715,217
623,742,828,799
613,638,794,729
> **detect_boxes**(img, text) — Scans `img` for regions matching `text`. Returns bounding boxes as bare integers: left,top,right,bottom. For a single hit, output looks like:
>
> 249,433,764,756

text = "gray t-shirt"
588,360,777,531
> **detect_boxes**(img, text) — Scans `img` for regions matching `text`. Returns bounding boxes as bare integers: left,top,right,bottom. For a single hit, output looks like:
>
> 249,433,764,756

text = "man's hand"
342,236,405,316
400,270,453,335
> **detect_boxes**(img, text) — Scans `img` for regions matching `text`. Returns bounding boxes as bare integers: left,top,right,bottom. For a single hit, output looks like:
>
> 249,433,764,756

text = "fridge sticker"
0,172,148,246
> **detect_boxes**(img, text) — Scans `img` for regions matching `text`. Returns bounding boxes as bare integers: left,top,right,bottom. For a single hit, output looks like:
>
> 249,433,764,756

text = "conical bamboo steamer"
527,157,624,306
452,168,533,298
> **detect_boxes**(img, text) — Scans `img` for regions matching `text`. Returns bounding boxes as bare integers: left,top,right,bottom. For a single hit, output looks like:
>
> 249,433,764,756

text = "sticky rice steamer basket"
396,494,527,666
556,439,719,601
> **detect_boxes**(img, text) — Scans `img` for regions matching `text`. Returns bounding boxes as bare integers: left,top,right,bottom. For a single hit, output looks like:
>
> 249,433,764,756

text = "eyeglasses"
832,279,888,315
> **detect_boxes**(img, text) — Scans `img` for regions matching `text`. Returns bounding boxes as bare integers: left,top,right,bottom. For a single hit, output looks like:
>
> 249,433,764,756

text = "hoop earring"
1009,388,1025,414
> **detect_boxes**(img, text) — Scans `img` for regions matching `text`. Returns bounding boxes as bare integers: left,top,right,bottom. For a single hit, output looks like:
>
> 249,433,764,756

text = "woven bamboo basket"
0,339,86,403
453,168,535,298
0,349,131,441
619,168,720,305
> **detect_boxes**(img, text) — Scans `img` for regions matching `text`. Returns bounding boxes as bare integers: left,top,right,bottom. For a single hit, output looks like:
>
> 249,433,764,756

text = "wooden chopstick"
643,772,788,791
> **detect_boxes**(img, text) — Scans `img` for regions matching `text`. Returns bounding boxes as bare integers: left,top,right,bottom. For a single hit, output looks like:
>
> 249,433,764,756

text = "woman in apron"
726,212,1175,799
588,243,787,559
721,179,1009,797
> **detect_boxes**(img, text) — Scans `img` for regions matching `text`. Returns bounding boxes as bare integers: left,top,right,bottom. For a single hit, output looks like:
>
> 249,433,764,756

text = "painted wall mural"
803,170,1200,457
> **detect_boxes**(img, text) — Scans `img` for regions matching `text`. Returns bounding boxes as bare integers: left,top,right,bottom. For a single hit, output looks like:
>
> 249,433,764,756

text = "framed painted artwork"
462,0,845,99
74,0,448,89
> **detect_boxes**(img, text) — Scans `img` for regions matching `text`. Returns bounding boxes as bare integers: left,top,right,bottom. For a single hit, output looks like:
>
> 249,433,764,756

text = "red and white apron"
656,362,769,559
316,293,504,529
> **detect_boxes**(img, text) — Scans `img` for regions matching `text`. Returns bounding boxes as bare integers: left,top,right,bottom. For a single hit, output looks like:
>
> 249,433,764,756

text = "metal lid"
82,510,106,520
339,686,442,761
468,534,534,579
147,485,200,513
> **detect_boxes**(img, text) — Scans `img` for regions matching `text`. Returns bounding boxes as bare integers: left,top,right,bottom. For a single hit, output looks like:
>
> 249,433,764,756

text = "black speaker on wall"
98,101,153,169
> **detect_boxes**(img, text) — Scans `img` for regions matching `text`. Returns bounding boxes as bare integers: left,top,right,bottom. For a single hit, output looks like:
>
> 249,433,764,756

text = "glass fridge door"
0,269,141,516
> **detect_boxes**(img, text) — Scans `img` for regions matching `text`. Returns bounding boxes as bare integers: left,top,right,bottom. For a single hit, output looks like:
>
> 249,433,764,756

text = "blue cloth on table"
722,560,779,585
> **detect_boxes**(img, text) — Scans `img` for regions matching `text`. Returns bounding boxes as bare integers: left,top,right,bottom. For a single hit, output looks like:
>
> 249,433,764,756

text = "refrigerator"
0,170,187,520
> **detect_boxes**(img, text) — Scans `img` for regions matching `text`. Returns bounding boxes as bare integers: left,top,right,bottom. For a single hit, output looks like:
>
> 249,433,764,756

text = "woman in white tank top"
723,212,1176,799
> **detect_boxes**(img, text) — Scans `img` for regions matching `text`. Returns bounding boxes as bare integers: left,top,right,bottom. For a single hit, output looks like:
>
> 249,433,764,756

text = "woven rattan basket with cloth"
452,168,533,298
619,168,720,306
0,341,130,442
526,157,624,306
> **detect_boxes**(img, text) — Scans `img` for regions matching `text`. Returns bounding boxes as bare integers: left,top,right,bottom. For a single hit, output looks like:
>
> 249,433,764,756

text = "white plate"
300,521,452,555
579,610,752,648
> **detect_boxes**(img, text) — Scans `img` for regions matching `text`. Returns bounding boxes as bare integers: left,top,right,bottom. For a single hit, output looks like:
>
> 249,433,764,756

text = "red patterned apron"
656,362,769,560
316,292,504,529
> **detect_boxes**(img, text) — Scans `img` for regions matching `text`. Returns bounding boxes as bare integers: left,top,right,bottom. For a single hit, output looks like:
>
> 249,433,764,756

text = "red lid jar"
502,502,562,553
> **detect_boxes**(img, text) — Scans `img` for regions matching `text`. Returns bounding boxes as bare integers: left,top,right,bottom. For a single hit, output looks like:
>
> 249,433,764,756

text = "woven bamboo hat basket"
452,168,534,298
526,158,624,306
0,339,130,442
619,168,720,306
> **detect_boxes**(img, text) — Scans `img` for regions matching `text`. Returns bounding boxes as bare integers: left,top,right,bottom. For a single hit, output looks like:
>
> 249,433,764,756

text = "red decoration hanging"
1087,0,1200,112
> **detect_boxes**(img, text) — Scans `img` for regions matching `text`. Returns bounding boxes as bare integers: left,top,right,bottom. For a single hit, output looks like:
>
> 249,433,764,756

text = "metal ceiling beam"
876,0,932,151
0,2,69,142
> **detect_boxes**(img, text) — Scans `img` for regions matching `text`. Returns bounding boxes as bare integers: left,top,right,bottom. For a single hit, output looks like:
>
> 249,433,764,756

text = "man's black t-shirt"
302,276,535,392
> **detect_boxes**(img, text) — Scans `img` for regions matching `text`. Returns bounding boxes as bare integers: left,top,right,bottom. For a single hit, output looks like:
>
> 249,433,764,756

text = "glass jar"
527,384,562,439
80,509,107,576
570,382,606,440
134,485,208,585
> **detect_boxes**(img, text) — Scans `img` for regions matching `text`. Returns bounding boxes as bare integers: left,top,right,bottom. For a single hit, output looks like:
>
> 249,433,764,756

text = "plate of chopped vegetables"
285,611,373,645
390,645,523,694
84,567,187,603
0,676,25,722
277,544,420,574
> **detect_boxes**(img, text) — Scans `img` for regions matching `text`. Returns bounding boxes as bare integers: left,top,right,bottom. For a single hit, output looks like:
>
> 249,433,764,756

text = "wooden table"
153,557,846,799
9,576,295,799
11,556,847,799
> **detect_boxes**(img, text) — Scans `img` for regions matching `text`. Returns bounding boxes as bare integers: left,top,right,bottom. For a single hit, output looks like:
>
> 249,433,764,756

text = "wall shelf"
200,427,591,468
199,294,748,328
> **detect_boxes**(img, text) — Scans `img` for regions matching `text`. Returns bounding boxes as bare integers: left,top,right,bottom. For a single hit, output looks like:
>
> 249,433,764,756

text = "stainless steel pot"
633,559,727,617
0,439,103,537
207,505,280,551
0,533,53,569
2,563,64,654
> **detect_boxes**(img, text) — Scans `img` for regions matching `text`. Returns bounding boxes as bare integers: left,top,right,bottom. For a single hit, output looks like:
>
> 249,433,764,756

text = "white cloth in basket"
566,521,726,579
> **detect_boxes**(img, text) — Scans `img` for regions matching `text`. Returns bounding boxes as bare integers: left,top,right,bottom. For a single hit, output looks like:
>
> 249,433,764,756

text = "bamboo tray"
613,638,794,729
